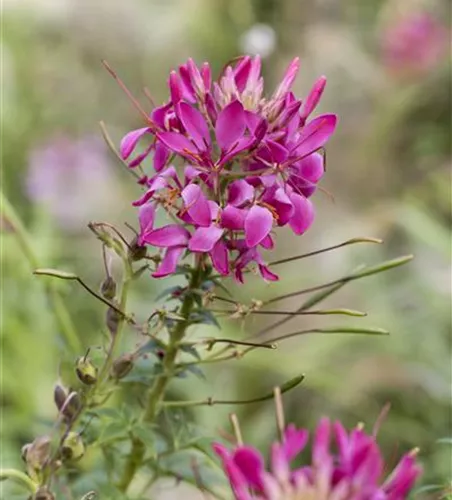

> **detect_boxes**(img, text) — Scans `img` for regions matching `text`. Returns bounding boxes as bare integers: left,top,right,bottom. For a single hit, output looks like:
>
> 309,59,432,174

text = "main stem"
117,265,203,492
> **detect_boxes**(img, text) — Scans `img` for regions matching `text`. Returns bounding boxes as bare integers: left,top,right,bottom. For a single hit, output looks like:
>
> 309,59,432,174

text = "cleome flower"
118,55,337,280
213,418,422,500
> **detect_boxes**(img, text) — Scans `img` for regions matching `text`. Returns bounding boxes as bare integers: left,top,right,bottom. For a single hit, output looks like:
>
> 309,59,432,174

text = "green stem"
0,468,38,493
1,191,81,353
117,265,203,492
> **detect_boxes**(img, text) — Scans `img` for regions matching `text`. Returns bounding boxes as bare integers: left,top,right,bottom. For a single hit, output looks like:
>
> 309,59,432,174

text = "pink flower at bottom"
214,418,421,500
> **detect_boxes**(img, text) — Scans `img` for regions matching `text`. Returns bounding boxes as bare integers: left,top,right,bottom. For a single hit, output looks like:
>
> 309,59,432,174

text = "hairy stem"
117,265,203,492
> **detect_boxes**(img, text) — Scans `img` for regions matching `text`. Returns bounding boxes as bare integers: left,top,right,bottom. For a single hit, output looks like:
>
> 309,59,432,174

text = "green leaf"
155,286,184,301
179,344,201,360
99,422,129,444
132,424,155,447
189,310,220,328
33,268,79,280
90,408,122,420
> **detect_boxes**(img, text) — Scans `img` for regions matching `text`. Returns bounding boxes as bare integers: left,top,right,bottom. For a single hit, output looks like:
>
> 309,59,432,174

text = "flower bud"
128,236,147,261
100,276,117,300
111,354,134,379
106,306,121,336
53,383,68,411
22,436,51,481
75,356,98,385
32,487,55,500
61,432,85,462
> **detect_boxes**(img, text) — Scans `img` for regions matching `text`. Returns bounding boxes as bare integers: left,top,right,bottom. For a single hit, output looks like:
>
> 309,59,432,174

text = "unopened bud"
111,354,134,379
128,237,147,261
53,383,68,411
59,391,82,421
61,432,85,462
106,306,121,336
75,356,98,385
100,276,117,300
33,487,55,500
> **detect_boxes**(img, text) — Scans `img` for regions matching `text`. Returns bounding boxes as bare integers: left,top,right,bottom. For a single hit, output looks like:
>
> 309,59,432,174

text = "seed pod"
111,354,134,379
61,431,85,462
33,487,56,500
106,306,122,336
22,435,51,481
75,356,98,385
53,383,68,411
100,276,117,300
128,237,147,261
59,391,82,421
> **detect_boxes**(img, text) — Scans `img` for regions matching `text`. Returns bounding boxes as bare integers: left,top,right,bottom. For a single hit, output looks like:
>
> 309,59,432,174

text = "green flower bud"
111,354,134,379
75,356,98,385
128,236,147,261
100,276,117,300
61,432,85,462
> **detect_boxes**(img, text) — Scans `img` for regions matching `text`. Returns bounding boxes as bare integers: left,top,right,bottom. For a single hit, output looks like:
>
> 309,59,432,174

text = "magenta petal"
138,203,155,242
258,264,279,282
143,224,189,247
157,131,195,156
181,183,211,227
210,240,229,275
228,180,254,207
216,100,246,152
152,246,184,278
301,76,327,120
245,205,273,247
273,57,300,99
120,127,151,160
288,193,314,235
176,102,210,151
298,152,324,183
233,56,252,91
232,446,265,491
282,424,309,461
313,417,332,466
188,226,224,252
293,114,337,159
221,205,247,230
154,142,170,172
266,140,289,164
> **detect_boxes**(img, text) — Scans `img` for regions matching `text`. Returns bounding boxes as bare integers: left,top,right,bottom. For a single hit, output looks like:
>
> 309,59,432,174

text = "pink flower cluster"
214,418,421,500
120,56,337,279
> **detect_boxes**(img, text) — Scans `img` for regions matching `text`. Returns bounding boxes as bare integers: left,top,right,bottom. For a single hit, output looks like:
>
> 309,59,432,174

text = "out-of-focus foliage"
1,0,450,498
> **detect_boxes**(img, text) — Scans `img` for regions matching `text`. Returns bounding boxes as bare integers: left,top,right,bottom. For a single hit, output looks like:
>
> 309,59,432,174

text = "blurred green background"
1,0,450,498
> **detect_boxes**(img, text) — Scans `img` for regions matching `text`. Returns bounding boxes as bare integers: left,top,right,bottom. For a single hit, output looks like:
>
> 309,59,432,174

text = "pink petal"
300,76,327,120
258,264,279,282
129,142,154,168
288,193,314,235
282,424,309,461
215,100,246,152
120,127,151,160
298,152,324,183
293,114,337,159
245,205,274,248
176,102,210,151
181,184,211,227
152,246,184,278
157,131,195,156
138,203,155,243
233,56,252,92
233,446,265,491
228,180,254,207
154,142,170,172
266,140,289,164
142,224,190,247
260,234,274,249
188,226,224,252
273,57,300,100
169,71,182,104
201,62,211,91
221,205,247,230
210,240,229,275
313,418,332,467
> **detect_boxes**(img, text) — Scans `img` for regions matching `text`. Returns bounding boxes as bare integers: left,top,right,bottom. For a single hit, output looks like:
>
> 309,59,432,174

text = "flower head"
214,418,421,500
118,56,337,280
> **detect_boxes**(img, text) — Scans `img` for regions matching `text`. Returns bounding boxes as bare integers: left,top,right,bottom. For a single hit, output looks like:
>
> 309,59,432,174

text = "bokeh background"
1,0,451,498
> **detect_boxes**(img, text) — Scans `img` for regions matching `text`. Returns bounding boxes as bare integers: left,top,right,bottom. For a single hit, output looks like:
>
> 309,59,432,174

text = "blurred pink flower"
26,135,120,230
381,12,447,78
214,418,422,500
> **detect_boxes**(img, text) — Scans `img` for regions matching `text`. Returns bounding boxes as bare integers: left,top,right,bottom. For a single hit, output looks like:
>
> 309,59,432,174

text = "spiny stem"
1,191,81,353
117,265,204,493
